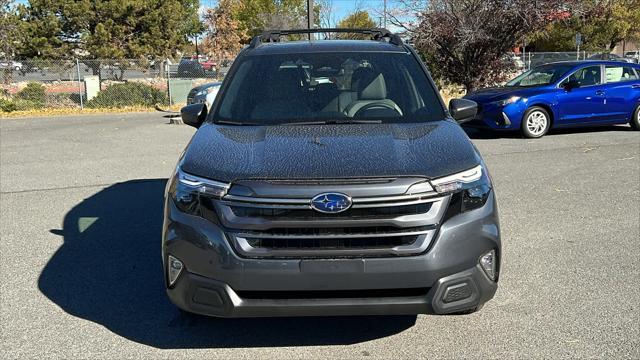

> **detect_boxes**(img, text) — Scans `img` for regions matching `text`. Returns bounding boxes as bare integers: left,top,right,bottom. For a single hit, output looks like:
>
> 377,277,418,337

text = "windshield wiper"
282,119,383,125
215,120,262,126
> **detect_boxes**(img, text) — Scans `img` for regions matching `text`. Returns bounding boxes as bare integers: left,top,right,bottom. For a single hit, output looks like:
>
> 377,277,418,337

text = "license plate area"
300,259,365,273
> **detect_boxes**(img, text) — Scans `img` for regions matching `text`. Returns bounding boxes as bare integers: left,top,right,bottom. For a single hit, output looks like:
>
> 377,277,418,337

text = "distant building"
612,40,639,55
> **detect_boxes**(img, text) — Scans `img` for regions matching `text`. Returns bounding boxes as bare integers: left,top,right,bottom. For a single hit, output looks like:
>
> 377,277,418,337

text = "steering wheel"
353,101,402,118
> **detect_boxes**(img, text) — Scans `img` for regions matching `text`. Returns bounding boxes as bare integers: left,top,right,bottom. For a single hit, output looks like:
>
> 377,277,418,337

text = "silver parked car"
624,51,640,64
588,53,635,63
186,82,222,107
0,60,23,71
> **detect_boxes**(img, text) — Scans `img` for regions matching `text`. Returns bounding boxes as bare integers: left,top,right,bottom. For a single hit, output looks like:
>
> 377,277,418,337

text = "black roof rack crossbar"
248,28,403,48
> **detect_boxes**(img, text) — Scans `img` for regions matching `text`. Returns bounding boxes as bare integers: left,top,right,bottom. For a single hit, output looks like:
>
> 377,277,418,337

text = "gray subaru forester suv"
164,28,500,317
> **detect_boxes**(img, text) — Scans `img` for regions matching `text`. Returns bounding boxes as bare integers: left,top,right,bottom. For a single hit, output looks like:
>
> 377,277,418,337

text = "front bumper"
163,192,501,317
467,101,527,130
168,263,497,317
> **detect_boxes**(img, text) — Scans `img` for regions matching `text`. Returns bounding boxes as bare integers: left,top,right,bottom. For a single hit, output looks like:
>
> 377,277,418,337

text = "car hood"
192,82,222,92
464,87,525,102
180,121,482,182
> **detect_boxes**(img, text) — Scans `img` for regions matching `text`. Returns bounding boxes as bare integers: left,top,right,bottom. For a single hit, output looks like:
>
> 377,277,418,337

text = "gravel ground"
1,113,639,359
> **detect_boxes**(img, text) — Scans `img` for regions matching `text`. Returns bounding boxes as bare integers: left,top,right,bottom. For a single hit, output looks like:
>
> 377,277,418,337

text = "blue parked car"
465,61,640,138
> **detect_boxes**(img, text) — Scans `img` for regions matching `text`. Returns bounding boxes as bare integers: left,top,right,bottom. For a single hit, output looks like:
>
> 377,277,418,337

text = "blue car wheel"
632,105,640,131
521,106,551,138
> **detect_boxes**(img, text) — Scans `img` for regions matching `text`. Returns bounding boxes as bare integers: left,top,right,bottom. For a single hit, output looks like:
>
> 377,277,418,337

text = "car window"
563,66,602,86
213,52,445,125
505,64,573,87
605,65,639,83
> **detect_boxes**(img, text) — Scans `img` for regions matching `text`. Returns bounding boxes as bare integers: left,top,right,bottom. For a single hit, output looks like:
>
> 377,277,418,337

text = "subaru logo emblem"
310,193,352,213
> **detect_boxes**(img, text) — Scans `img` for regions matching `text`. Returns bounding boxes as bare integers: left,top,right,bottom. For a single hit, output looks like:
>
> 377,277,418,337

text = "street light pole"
307,0,314,40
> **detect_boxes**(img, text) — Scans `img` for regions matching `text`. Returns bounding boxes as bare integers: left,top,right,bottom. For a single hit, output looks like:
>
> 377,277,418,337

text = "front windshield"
213,52,445,125
506,64,574,87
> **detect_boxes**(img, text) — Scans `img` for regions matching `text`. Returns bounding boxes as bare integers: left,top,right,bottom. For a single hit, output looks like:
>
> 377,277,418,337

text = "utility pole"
307,0,314,41
383,0,387,28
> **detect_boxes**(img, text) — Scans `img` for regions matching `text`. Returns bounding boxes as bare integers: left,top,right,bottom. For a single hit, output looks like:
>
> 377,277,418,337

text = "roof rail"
248,28,403,48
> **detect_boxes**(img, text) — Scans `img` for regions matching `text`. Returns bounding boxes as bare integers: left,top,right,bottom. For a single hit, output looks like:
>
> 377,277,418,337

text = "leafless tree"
415,0,572,91
374,0,427,33
317,0,336,29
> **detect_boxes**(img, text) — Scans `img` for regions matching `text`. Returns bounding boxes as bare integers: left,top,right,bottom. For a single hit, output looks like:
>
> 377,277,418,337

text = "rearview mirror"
563,80,580,91
180,103,207,128
449,98,478,124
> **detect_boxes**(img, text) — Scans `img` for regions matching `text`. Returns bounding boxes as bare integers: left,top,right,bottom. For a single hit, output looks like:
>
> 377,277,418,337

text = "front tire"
631,105,640,131
521,107,551,138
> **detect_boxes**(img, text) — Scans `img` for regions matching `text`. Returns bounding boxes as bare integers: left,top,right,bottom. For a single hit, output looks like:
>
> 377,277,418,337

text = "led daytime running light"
431,165,483,193
177,169,230,198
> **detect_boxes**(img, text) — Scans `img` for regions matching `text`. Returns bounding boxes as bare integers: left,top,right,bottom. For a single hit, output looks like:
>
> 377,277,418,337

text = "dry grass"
0,104,184,119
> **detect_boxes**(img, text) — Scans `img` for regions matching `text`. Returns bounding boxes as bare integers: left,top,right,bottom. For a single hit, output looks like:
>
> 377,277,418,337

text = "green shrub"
86,82,167,108
16,82,46,106
0,98,42,112
0,98,17,112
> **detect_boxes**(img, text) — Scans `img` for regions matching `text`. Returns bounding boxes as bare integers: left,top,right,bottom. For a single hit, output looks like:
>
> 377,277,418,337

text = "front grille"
216,182,449,258
230,202,432,220
248,226,433,237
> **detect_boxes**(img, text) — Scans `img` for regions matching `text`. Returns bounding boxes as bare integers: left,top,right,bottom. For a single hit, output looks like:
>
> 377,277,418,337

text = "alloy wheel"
526,111,548,136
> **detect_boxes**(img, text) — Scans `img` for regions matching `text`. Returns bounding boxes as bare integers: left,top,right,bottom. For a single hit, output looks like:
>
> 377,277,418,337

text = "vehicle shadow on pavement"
38,179,416,349
463,124,633,139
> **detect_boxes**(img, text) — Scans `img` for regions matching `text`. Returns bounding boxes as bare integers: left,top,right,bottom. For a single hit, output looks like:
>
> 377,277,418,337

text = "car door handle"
595,90,605,96
632,84,640,89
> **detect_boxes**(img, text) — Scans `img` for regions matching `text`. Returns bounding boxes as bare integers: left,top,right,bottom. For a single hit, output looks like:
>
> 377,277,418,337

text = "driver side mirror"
563,80,581,91
180,103,207,128
449,98,478,124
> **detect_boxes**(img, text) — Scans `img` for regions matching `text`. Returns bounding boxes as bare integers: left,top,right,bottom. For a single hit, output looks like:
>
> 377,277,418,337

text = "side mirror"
180,103,207,128
449,98,478,124
563,80,580,91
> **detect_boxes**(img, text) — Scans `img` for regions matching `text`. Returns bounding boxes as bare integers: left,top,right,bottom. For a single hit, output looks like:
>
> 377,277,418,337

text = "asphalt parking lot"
1,113,638,359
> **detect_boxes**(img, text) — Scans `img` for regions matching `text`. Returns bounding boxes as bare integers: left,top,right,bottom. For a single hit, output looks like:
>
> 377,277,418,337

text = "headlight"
494,96,522,107
195,89,208,97
172,167,230,214
431,165,492,213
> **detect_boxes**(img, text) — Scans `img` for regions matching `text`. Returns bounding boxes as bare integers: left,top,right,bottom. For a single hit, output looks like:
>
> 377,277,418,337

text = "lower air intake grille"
245,235,418,250
237,287,430,299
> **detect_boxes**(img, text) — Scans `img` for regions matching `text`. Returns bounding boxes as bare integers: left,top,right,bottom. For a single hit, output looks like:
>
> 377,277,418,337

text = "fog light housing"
479,250,497,281
167,255,184,287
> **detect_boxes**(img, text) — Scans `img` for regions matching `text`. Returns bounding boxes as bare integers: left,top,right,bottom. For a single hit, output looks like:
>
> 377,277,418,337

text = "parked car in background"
0,60,23,71
199,58,217,72
624,51,640,64
177,59,206,78
528,52,576,68
588,53,635,63
167,28,500,318
186,82,222,107
465,61,640,138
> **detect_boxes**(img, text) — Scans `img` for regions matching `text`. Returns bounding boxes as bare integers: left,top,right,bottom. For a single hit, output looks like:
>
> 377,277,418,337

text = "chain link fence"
520,51,602,70
1,58,233,113
3,52,638,113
